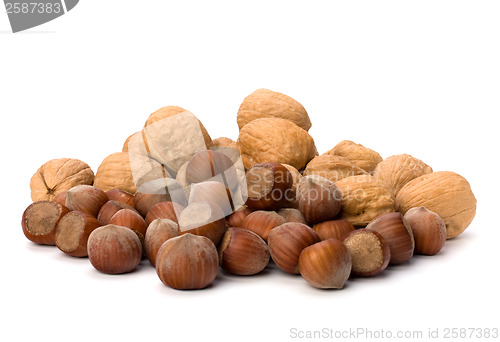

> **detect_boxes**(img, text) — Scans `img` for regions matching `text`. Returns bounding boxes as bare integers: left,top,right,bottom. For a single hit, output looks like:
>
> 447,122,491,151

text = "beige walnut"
237,89,311,131
212,137,237,150
324,140,382,173
94,152,169,194
237,118,318,170
304,154,368,182
335,175,395,227
395,171,476,239
30,158,94,201
373,154,433,196
141,107,213,173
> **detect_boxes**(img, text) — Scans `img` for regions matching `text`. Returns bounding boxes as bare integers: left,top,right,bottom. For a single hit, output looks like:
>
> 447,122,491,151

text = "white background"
1,1,499,341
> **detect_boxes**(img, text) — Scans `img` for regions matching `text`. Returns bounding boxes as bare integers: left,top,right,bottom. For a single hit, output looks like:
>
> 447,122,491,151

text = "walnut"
30,158,94,201
396,171,476,239
373,154,433,196
334,175,395,227
93,152,169,194
237,89,311,131
303,154,368,182
324,140,382,173
237,118,318,170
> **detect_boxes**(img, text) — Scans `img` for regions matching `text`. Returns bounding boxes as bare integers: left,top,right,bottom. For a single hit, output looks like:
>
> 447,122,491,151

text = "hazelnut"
366,212,414,265
403,207,446,256
245,162,293,211
21,201,69,245
178,202,226,245
218,227,270,275
109,209,148,241
276,208,308,225
156,233,219,290
226,206,252,227
105,189,135,207
312,220,355,241
268,222,320,274
188,181,234,216
144,219,179,266
186,150,237,188
343,229,390,277
134,178,187,217
87,225,142,274
298,239,352,289
240,210,286,242
65,185,108,217
97,200,139,226
297,175,342,224
55,211,101,257
145,201,184,226
52,191,67,206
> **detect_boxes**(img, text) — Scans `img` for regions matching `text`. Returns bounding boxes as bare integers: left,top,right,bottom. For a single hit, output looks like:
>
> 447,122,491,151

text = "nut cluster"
23,88,476,291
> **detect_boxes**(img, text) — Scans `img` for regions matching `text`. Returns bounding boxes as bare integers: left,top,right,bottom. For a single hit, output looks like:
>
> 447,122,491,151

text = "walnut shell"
142,108,213,173
94,152,168,194
395,171,476,239
212,137,237,150
303,154,368,182
324,140,382,173
373,154,433,196
237,88,311,131
30,158,94,201
237,118,318,170
335,175,395,227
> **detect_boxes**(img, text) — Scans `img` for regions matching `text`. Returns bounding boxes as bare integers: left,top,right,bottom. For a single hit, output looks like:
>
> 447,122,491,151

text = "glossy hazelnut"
178,202,226,245
245,162,293,211
156,234,219,290
144,219,179,266
366,212,414,265
297,175,342,224
298,239,352,289
226,206,252,227
65,185,108,217
312,220,355,241
268,222,320,274
404,207,446,256
240,210,286,242
276,208,308,225
218,227,269,275
97,200,139,226
145,201,184,225
87,225,142,274
105,189,135,207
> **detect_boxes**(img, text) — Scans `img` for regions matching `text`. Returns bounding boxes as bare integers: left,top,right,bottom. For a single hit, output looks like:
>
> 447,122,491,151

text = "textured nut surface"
237,88,311,131
30,158,94,201
396,171,476,239
335,175,395,227
374,154,433,196
237,118,318,170
303,154,368,182
324,140,382,173
94,152,167,194
142,108,213,172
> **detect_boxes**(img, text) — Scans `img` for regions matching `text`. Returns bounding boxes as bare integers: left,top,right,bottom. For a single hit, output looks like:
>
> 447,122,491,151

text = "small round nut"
404,207,446,255
144,219,179,266
156,234,219,290
88,225,142,274
298,239,352,289
297,175,342,224
312,220,355,241
268,222,320,274
218,227,270,275
22,201,69,245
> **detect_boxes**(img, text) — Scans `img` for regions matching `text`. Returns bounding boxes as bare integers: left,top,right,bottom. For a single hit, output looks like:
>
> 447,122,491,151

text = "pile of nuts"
22,89,477,290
